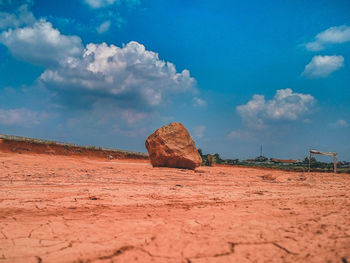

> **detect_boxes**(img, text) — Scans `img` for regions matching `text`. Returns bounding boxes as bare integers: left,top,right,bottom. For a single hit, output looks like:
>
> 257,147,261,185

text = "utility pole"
260,144,263,157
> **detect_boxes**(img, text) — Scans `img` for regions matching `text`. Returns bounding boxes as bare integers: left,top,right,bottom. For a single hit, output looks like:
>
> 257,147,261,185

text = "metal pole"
308,151,311,173
334,155,337,174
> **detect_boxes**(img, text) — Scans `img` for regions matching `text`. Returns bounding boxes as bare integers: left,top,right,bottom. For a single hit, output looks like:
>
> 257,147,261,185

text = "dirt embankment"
0,135,148,161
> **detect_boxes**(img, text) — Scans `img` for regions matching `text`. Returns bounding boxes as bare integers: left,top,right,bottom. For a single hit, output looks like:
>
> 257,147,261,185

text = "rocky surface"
145,122,202,169
0,151,350,262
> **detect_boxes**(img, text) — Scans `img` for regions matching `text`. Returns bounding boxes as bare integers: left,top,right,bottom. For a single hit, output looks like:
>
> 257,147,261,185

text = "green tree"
214,153,224,164
303,157,316,164
197,148,203,157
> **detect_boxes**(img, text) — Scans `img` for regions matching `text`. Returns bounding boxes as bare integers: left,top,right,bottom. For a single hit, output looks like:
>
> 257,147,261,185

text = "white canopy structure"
308,150,338,173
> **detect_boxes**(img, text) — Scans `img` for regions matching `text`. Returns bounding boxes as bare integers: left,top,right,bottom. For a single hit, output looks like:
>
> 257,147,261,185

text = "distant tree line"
197,148,350,172
302,157,345,169
197,149,239,166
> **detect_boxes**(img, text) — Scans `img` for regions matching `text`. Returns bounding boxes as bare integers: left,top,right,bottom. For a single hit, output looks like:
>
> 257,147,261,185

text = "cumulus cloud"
302,55,344,78
0,108,48,127
40,41,196,109
237,89,315,130
0,3,35,29
306,25,350,51
0,1,197,125
193,97,207,107
0,19,84,67
193,125,205,139
329,119,348,128
236,94,267,130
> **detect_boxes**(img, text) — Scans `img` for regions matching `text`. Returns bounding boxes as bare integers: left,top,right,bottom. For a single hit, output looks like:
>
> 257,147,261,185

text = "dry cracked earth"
0,152,349,262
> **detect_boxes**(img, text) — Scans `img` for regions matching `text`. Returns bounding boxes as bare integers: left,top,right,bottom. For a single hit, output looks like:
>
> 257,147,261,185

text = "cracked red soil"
0,151,349,262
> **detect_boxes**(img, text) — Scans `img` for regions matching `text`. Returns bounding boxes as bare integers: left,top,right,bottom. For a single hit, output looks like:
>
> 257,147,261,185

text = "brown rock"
145,122,202,169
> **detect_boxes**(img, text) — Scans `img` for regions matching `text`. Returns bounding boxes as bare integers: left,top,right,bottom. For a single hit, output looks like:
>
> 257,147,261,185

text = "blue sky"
0,0,349,160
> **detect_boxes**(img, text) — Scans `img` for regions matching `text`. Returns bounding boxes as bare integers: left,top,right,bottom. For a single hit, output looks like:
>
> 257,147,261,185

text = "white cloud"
236,94,266,130
0,3,35,29
40,41,196,108
97,20,111,34
302,55,344,78
0,19,84,67
265,89,315,120
84,0,140,8
0,108,48,127
237,89,315,130
193,97,207,107
84,0,116,8
193,125,205,139
329,119,348,128
84,0,136,31
306,25,350,51
0,3,198,120
121,109,148,124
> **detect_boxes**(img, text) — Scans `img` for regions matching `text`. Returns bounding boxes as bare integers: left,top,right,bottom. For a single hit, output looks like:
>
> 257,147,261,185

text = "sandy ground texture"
0,152,349,263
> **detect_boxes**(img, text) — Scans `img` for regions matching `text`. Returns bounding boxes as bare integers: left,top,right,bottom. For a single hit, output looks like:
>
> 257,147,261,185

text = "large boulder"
145,122,202,169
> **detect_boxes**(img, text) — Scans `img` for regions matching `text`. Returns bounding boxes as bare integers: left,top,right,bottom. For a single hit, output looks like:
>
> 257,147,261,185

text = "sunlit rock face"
145,122,202,170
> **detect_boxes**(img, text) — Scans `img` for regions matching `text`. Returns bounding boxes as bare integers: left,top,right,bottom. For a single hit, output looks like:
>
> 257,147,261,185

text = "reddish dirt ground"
0,138,148,161
0,151,349,263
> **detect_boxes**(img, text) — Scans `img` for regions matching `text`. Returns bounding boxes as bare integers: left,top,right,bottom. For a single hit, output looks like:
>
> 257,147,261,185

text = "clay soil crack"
189,241,297,260
1,152,349,262
93,245,173,262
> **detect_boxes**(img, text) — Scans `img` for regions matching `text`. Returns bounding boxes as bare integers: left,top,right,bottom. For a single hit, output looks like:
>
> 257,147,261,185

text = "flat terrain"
0,152,349,263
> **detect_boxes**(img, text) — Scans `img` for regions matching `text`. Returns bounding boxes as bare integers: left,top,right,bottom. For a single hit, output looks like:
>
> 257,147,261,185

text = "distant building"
255,155,268,162
245,155,270,164
339,161,350,168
